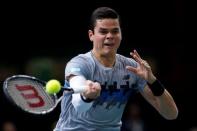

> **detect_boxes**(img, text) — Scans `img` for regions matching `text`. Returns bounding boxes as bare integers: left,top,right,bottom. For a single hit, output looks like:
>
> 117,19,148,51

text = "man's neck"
92,50,116,68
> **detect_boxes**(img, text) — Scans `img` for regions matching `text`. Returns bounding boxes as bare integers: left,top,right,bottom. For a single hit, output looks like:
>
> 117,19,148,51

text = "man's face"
89,18,122,56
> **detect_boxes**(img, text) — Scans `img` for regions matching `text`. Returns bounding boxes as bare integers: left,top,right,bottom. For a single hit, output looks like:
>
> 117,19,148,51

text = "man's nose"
106,32,113,39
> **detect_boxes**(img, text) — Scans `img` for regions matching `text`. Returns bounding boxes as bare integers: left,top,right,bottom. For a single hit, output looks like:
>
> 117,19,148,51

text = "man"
54,7,178,131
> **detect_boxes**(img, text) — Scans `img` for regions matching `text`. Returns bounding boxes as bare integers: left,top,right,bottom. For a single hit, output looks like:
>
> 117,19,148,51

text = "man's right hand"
82,80,101,100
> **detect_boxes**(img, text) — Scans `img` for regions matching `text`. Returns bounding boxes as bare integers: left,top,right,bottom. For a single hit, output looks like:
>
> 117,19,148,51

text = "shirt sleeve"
135,75,147,92
128,58,147,92
65,55,93,113
65,55,90,79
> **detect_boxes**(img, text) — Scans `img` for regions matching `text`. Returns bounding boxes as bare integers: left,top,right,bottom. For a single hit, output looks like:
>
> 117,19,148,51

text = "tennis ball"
45,79,61,94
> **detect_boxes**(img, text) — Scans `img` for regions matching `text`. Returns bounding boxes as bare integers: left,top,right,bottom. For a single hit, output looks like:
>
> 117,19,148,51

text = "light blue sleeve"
65,55,90,79
65,55,93,113
127,58,147,92
135,75,147,91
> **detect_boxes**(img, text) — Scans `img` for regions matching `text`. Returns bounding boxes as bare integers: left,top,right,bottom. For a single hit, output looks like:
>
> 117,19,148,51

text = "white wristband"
70,76,87,93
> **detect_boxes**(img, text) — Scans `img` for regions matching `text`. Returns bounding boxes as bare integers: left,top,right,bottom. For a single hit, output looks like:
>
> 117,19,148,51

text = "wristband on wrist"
80,94,94,103
147,79,165,96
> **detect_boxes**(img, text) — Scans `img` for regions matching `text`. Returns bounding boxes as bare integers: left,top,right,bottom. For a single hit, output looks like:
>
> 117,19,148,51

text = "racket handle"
62,87,74,93
62,86,87,94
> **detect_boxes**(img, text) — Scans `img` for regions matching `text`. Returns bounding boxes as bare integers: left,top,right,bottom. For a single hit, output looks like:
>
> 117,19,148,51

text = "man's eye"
112,30,119,34
99,30,108,34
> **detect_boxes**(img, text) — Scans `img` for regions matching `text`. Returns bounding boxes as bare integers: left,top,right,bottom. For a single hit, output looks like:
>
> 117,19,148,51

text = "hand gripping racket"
3,75,75,114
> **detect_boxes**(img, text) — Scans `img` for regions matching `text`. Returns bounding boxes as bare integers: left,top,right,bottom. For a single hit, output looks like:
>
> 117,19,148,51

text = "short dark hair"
89,7,120,31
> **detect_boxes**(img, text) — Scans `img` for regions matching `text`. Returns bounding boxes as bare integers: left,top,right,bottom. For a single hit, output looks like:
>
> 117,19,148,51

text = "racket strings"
6,77,57,114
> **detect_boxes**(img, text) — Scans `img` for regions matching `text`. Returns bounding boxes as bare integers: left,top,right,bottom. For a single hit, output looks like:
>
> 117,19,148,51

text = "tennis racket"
3,75,74,114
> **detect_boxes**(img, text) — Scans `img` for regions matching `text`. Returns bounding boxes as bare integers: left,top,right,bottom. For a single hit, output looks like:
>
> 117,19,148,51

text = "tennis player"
54,7,178,131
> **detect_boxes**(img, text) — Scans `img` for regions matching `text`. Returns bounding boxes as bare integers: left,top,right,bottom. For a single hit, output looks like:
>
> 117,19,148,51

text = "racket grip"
62,88,74,93
62,86,87,94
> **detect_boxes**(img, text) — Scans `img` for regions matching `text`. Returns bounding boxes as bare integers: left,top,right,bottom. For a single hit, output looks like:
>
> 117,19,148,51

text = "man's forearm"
156,90,178,120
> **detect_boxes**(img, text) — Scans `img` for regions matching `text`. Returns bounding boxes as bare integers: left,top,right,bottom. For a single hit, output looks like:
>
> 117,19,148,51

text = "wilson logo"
15,84,45,108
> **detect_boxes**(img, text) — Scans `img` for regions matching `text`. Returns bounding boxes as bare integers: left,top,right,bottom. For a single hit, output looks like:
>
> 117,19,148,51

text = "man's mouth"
104,43,114,47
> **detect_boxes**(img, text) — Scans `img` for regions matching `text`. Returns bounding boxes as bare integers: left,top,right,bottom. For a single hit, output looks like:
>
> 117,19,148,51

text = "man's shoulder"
116,53,129,60
116,53,137,66
69,51,94,64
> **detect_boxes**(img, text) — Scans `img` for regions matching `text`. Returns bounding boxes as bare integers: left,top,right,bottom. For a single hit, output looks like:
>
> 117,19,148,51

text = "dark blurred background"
1,0,195,131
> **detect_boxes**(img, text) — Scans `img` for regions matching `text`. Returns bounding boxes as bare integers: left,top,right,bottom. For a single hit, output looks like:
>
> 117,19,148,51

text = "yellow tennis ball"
45,79,61,94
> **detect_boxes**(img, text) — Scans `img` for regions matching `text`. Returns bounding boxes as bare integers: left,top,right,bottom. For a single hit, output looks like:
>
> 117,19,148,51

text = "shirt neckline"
90,51,118,71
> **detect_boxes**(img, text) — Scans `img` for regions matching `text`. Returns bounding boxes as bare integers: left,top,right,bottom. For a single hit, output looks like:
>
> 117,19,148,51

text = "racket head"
3,75,59,114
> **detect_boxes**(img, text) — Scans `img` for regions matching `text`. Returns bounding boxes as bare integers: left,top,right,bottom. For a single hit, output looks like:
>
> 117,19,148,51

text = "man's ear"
88,30,94,42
